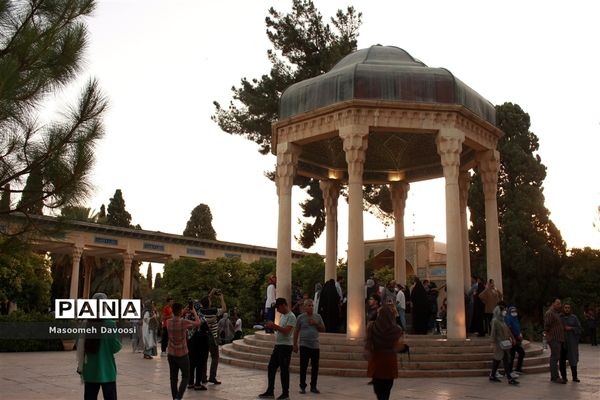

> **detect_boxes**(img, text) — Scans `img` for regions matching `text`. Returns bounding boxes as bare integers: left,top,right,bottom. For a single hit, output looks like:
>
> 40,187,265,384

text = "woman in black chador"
318,279,340,333
410,278,430,335
470,277,486,336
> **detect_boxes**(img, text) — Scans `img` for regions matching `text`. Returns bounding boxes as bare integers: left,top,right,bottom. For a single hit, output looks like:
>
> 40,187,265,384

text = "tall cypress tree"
147,263,153,289
468,102,566,322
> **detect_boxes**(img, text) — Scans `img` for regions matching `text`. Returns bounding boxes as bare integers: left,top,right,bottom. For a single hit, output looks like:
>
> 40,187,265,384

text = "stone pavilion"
271,45,504,339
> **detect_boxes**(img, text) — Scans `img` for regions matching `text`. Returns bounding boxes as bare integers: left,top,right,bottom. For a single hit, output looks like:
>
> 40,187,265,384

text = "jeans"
510,344,525,371
299,346,320,390
491,350,513,378
372,378,394,400
189,337,209,386
168,354,190,400
548,339,562,380
397,307,406,330
266,345,293,395
84,382,117,400
484,313,493,335
161,327,168,353
201,335,219,381
265,307,275,333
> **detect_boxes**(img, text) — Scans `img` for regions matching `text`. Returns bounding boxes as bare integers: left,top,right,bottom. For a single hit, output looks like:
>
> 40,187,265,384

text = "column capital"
390,181,410,217
340,125,369,182
436,131,464,181
458,170,471,209
122,252,134,265
476,149,500,199
319,180,341,211
276,142,301,196
72,246,83,260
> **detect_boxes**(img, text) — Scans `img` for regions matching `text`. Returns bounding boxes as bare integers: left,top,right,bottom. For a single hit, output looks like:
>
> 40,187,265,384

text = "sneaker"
187,384,194,389
276,394,290,400
208,378,222,385
509,372,519,379
310,388,320,394
551,378,567,384
299,388,306,394
508,378,519,385
194,384,207,391
489,375,501,382
367,380,373,385
515,369,525,374
258,392,275,399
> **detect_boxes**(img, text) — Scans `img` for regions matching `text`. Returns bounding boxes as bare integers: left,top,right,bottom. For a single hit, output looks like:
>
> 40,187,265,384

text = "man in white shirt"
265,275,276,333
335,276,344,301
396,284,407,330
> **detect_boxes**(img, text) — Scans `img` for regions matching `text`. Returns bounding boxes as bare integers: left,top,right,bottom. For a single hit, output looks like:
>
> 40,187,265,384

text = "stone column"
340,125,369,339
436,130,466,339
122,252,134,299
275,142,300,309
320,180,340,282
69,246,83,299
82,256,94,299
390,181,410,286
477,150,503,293
459,170,472,293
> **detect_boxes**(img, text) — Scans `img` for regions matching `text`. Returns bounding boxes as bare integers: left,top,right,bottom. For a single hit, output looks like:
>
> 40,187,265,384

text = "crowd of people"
74,274,597,400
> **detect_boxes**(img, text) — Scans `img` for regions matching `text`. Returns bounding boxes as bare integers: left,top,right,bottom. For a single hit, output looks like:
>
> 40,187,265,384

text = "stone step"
222,343,549,370
244,336,538,354
221,334,550,377
255,331,530,347
220,351,550,378
230,340,544,361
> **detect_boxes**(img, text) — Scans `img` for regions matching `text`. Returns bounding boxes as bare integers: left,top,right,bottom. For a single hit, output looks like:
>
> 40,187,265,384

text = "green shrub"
0,310,63,352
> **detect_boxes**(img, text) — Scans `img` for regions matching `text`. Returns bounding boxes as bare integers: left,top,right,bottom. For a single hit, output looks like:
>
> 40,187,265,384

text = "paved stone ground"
1,340,598,400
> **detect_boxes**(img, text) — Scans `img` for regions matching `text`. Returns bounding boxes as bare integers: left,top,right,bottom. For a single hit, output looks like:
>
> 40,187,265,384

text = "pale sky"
46,0,600,272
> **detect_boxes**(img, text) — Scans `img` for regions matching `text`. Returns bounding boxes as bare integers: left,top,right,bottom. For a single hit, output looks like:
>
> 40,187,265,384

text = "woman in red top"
365,305,404,400
161,297,173,356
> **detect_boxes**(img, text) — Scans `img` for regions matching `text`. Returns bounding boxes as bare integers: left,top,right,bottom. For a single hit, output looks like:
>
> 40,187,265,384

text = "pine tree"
468,102,566,322
183,204,217,240
213,0,362,247
0,0,107,218
106,189,132,228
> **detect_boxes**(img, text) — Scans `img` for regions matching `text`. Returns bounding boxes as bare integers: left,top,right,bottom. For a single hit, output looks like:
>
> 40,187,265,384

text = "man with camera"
199,288,227,385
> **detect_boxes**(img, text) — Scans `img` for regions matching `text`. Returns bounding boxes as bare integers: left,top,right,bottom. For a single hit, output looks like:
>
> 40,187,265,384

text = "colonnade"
275,127,502,339
68,249,135,300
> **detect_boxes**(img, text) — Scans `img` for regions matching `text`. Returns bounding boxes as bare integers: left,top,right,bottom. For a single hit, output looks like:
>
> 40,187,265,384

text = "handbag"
499,339,512,350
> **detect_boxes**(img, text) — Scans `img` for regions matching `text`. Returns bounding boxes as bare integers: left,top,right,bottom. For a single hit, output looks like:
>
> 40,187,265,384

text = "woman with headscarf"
76,293,122,400
410,278,429,335
217,312,235,344
142,300,158,359
318,279,340,333
313,282,322,314
559,302,582,382
504,306,525,373
489,304,519,385
365,305,404,400
470,277,486,336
